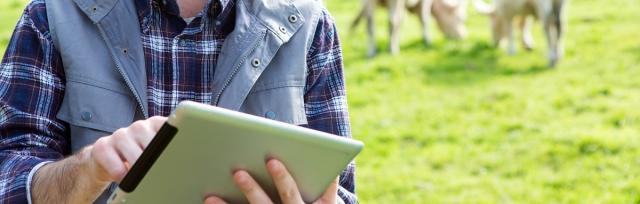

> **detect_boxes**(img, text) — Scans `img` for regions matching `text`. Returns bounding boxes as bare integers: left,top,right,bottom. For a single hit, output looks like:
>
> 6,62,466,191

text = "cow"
351,0,470,57
473,0,567,67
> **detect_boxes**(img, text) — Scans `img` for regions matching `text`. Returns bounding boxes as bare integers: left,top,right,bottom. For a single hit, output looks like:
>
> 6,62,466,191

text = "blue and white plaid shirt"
0,0,356,203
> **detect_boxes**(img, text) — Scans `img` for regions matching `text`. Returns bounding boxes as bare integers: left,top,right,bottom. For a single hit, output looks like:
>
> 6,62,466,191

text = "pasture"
2,0,640,203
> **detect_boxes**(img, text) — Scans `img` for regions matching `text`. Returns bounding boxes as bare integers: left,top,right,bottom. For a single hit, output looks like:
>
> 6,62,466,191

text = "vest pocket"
241,84,308,125
56,80,136,151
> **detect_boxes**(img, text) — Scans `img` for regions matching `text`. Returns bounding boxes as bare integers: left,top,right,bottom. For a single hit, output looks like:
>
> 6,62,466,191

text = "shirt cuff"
26,161,53,204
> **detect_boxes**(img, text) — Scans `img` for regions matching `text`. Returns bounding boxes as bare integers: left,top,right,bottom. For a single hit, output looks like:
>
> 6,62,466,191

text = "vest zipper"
96,25,149,118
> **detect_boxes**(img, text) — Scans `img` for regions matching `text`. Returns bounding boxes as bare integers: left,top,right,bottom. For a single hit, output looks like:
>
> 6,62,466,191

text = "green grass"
329,0,640,203
2,0,640,203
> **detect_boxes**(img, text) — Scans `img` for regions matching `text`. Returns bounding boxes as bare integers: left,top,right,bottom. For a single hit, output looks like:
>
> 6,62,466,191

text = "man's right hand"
32,116,167,203
87,116,167,183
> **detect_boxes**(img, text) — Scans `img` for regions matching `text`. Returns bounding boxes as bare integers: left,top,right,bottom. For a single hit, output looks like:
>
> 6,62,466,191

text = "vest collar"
72,0,120,23
239,0,304,43
72,0,303,43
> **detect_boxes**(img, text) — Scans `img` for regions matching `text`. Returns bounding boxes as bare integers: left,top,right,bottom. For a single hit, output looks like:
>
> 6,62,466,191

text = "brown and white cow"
352,0,469,57
474,0,567,67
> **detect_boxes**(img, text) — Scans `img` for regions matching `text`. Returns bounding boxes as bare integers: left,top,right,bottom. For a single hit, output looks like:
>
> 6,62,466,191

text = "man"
0,0,357,203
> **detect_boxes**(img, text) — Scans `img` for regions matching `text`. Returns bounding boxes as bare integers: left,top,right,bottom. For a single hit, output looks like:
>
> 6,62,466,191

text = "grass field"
2,0,640,203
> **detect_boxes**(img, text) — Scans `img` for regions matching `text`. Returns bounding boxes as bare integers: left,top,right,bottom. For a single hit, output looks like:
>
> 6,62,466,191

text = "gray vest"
46,0,322,152
45,0,321,202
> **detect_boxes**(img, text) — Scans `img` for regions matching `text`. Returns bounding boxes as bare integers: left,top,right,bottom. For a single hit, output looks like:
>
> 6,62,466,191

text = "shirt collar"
135,0,236,35
136,0,228,19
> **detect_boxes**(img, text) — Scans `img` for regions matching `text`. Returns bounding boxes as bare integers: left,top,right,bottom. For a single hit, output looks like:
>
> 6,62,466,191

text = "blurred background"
2,0,639,203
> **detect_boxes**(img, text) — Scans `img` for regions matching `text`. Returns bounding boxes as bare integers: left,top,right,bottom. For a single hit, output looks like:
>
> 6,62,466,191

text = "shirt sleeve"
0,1,69,203
304,8,358,204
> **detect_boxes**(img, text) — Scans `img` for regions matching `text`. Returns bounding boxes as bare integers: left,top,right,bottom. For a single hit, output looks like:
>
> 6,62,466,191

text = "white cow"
474,0,567,67
352,0,469,57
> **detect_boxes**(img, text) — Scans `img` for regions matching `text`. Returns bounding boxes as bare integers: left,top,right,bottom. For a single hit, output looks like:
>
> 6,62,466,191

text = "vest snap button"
279,26,287,34
81,111,92,121
265,111,276,119
251,58,261,68
288,15,298,23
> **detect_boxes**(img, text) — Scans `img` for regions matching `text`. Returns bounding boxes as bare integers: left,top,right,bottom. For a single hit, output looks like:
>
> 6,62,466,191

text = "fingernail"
204,196,223,204
267,160,280,171
233,171,247,182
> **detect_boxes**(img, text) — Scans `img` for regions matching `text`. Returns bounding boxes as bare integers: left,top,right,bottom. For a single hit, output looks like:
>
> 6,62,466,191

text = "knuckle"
149,116,165,121
112,128,128,139
93,137,110,152
281,188,296,199
149,116,167,129
131,120,147,129
94,137,106,147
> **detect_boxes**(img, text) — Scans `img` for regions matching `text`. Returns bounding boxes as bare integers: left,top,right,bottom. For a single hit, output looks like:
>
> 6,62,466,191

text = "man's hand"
32,116,167,203
87,116,167,183
203,160,339,204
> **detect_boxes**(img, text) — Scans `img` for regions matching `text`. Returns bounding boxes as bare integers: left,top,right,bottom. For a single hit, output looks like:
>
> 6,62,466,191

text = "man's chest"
140,4,232,116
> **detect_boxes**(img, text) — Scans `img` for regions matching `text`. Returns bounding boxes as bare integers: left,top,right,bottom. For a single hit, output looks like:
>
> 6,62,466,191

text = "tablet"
107,101,363,203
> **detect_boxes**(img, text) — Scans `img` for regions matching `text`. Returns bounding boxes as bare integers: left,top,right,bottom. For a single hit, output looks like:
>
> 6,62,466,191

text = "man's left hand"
204,159,338,204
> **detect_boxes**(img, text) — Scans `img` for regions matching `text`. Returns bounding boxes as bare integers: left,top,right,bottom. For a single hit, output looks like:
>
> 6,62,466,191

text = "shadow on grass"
625,46,640,61
401,39,549,86
343,36,551,87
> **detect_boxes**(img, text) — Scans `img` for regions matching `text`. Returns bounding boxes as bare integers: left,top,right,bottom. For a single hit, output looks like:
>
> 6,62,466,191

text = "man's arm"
304,8,358,204
32,117,166,203
0,1,69,203
1,2,168,203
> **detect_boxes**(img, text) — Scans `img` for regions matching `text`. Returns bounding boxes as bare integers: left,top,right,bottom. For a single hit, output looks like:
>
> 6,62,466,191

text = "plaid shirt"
0,0,357,203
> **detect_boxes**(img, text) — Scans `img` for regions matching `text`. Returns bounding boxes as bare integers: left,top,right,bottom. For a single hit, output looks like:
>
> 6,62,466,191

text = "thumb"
313,177,339,204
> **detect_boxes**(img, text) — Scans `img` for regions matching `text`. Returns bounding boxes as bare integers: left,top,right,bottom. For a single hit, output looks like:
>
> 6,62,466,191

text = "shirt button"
215,21,222,26
179,40,187,47
264,111,276,119
251,58,261,68
279,26,287,34
288,15,298,23
81,111,92,121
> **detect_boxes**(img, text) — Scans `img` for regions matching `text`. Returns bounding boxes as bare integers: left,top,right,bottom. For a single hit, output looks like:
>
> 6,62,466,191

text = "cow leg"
555,19,565,66
492,16,503,48
389,0,406,55
544,17,558,67
553,0,566,66
520,16,534,51
419,0,433,46
365,0,377,57
503,16,516,55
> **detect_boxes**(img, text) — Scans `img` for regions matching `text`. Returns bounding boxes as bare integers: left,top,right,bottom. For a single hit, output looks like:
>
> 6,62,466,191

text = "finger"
203,196,228,204
114,136,143,167
135,116,168,148
233,171,273,204
128,120,156,149
314,177,339,203
266,160,304,204
148,116,168,131
92,138,127,182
